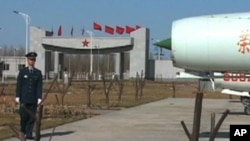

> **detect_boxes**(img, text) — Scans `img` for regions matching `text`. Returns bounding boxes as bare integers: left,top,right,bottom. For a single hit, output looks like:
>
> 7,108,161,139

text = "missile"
156,12,250,72
153,38,171,50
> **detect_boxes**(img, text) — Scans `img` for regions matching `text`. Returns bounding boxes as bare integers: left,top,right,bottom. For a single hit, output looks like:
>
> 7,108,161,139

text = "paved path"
4,98,248,141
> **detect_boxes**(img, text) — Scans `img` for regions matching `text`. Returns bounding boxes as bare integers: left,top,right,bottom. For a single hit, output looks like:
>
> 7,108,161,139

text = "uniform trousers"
19,103,37,137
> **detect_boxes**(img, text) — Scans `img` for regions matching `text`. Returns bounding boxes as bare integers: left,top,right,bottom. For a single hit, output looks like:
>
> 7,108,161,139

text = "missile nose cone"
153,38,171,50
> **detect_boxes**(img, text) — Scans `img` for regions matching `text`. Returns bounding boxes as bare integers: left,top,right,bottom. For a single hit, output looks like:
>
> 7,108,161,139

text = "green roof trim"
153,38,171,50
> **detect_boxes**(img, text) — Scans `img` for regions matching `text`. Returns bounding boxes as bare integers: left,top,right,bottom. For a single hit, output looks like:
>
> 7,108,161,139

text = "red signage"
223,72,250,82
237,30,250,54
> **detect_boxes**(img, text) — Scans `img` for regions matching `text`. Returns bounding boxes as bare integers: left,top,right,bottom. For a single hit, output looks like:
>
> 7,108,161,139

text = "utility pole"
13,10,31,66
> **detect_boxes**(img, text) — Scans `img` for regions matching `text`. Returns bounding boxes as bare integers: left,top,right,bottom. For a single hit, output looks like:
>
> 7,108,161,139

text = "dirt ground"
0,80,239,140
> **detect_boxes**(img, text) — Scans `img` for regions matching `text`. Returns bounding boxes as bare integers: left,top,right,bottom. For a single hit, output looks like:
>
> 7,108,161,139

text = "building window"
18,64,25,70
3,64,9,70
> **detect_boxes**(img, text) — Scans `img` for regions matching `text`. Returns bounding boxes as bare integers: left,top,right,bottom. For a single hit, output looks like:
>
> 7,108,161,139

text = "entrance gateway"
29,26,150,79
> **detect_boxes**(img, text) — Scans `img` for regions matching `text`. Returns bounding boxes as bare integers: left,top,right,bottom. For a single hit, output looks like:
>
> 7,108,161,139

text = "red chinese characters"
237,30,250,54
223,72,250,82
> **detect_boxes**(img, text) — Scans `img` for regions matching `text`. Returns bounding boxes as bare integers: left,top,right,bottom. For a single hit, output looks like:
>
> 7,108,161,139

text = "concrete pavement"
4,98,248,141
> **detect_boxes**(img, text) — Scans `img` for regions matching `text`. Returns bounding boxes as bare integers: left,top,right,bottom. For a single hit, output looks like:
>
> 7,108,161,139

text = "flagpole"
107,54,109,72
97,43,100,74
69,54,71,75
86,30,93,76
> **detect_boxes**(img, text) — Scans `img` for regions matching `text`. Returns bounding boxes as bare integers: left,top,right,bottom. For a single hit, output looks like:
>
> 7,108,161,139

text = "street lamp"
14,48,18,72
13,10,31,66
94,44,100,75
86,30,93,75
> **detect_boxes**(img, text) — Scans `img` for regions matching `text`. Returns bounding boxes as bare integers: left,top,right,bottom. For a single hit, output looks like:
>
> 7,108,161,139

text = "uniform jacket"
16,67,43,104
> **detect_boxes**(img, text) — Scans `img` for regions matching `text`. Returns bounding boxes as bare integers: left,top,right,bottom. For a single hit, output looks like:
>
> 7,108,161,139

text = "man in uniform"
15,52,43,140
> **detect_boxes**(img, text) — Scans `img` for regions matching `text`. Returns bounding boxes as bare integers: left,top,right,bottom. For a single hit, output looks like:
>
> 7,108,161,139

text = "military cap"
25,52,37,59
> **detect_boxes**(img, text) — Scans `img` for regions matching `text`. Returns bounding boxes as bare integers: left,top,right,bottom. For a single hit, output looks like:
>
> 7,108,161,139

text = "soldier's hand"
15,97,20,103
37,98,42,105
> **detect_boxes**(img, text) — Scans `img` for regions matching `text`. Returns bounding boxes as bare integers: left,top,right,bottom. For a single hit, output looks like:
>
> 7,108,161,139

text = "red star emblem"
82,39,89,47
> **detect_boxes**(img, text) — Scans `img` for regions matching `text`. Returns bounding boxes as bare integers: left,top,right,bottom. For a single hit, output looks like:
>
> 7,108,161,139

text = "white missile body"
172,12,250,72
171,12,250,114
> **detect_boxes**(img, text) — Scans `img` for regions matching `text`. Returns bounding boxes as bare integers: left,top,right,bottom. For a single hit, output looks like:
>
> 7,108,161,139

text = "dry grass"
0,80,238,140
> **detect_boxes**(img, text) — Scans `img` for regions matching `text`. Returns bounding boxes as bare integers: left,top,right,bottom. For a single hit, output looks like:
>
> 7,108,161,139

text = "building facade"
0,56,26,79
147,60,184,81
0,26,184,81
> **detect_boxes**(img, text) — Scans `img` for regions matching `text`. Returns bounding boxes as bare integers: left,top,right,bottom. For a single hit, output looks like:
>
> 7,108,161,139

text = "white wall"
1,56,26,78
154,60,184,81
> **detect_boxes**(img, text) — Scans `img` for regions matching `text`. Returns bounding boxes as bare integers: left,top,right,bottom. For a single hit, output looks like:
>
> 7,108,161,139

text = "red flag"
105,25,114,34
125,25,135,34
70,27,74,36
93,22,102,31
136,25,141,29
116,26,124,34
58,25,62,36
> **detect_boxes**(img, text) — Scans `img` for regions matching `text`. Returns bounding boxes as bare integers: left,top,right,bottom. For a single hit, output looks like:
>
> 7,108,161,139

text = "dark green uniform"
16,67,42,137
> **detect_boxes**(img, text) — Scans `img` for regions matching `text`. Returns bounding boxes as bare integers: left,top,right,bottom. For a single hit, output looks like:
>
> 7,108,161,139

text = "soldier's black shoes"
26,136,34,140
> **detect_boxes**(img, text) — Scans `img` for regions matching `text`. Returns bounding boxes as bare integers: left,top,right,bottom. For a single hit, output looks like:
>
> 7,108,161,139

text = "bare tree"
172,81,176,98
101,72,114,108
114,75,124,106
134,70,146,100
49,71,75,106
83,74,96,108
134,75,140,101
0,84,5,97
8,124,26,141
61,71,75,105
17,45,25,56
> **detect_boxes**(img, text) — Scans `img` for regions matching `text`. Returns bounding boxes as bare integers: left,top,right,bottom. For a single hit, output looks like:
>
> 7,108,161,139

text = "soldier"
15,52,43,140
